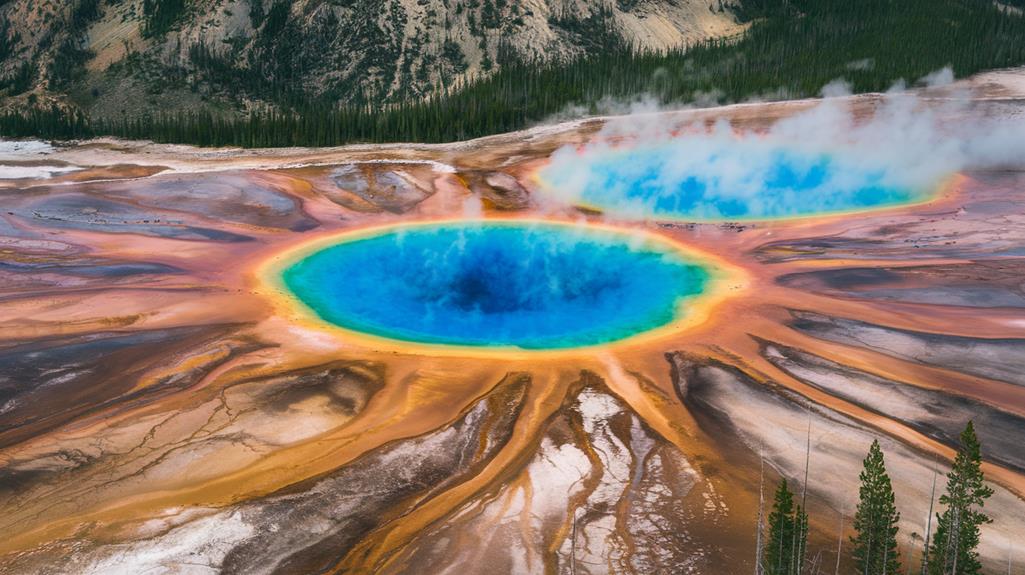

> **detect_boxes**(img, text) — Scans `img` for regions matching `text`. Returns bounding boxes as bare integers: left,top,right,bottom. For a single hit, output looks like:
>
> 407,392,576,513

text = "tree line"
2,0,1025,146
760,422,997,575
141,0,188,38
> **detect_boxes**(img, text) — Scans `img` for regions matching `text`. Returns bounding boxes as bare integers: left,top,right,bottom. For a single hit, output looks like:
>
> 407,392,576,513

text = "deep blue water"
282,223,711,349
541,144,922,220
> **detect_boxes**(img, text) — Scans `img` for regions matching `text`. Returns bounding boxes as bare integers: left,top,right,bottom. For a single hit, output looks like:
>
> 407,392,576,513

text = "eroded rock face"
0,0,744,118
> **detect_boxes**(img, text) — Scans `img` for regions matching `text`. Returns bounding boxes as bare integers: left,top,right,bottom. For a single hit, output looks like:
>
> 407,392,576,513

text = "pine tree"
851,439,901,575
764,478,808,575
926,422,994,575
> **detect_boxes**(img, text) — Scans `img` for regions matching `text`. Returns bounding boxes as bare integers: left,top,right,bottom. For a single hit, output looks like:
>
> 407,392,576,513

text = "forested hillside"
1,0,1025,146
0,0,740,118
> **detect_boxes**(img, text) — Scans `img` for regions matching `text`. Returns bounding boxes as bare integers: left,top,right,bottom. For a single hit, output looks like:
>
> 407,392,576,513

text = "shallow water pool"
539,142,926,221
282,222,712,349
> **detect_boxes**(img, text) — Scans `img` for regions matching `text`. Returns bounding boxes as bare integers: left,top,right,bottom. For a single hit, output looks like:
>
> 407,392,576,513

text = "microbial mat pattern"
1,75,1025,574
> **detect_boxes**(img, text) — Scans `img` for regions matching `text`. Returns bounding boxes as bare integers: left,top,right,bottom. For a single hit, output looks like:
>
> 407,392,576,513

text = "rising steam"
538,69,1025,221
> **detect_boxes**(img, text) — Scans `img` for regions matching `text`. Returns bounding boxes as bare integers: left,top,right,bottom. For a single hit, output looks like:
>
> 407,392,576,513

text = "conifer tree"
764,478,808,575
851,439,901,575
926,422,993,575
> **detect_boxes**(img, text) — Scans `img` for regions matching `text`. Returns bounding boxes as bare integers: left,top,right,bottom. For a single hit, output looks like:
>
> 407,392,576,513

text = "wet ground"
1,70,1025,574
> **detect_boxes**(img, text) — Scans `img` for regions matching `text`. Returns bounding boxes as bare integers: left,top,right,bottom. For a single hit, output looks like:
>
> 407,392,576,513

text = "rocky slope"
0,0,744,118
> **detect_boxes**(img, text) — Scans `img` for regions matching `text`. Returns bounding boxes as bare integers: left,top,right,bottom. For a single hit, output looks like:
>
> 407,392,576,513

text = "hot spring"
538,141,932,221
279,221,714,349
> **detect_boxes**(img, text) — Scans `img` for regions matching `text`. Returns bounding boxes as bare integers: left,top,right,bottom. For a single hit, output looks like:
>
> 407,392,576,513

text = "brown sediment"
1,80,1025,573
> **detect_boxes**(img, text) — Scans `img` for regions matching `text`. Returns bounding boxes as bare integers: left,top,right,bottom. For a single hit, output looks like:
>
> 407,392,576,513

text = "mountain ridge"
0,0,745,119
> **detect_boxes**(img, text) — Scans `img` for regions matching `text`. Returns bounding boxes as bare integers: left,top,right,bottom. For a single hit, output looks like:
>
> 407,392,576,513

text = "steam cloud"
538,70,1025,221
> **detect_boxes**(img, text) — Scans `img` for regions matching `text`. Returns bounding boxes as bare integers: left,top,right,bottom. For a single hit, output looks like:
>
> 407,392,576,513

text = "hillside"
0,0,744,118
2,0,1024,147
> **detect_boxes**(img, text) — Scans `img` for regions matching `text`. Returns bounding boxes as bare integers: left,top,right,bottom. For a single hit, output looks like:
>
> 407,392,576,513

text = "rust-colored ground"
1,71,1024,574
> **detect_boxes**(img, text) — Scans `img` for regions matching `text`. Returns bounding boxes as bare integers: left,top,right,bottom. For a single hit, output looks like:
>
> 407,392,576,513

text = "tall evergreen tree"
764,478,808,575
926,422,994,575
851,439,901,575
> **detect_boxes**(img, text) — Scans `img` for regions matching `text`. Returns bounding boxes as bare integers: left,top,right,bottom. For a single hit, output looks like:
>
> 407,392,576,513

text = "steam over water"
539,142,923,221
282,222,711,349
